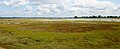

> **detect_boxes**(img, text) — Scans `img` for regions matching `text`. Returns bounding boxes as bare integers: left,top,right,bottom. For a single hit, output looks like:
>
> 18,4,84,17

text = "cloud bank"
0,0,120,16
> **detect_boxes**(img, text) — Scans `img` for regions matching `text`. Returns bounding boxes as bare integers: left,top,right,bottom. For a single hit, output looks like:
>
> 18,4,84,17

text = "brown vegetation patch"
18,22,119,33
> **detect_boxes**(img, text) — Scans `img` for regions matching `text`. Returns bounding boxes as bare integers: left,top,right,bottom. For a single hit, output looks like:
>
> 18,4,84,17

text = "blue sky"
111,0,120,4
0,0,120,16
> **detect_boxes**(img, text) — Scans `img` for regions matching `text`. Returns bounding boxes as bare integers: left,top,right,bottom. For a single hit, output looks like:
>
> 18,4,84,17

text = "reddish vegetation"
18,22,119,33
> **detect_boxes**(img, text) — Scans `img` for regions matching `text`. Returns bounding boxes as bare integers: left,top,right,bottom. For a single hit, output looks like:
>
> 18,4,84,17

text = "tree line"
74,15,120,18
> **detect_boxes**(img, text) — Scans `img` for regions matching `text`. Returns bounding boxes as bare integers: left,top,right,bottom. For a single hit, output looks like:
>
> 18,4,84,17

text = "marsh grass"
0,19,120,49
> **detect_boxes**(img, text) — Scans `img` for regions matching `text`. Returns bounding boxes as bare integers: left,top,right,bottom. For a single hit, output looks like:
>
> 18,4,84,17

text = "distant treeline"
0,15,120,19
74,15,120,18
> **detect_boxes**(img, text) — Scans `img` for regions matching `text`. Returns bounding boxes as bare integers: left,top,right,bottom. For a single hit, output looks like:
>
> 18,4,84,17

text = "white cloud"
60,0,120,15
1,0,29,7
29,0,58,4
0,0,120,16
35,0,119,16
24,5,33,13
36,4,62,16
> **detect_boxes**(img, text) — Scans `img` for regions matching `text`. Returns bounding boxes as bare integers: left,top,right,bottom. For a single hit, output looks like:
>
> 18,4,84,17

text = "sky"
0,0,120,16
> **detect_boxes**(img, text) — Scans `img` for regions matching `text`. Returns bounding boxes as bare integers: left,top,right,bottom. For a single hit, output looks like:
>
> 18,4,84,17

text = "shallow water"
36,18,120,22
66,18,120,22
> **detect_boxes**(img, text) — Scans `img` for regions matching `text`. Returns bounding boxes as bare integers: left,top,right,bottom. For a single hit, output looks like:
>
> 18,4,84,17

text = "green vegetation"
0,19,120,49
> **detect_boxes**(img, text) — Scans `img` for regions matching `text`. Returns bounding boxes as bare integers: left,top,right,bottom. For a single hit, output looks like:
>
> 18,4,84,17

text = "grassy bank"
0,19,120,49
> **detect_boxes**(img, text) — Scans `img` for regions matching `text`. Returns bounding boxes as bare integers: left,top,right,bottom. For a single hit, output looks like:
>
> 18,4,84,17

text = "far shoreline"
0,18,120,22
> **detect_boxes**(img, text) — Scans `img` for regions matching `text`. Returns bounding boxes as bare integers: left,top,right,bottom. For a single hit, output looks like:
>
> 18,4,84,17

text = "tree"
98,15,102,18
114,16,118,18
74,16,78,18
92,15,97,18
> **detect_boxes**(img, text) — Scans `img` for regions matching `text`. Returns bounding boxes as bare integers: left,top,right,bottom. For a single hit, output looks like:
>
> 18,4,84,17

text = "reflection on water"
36,18,120,22
66,18,120,22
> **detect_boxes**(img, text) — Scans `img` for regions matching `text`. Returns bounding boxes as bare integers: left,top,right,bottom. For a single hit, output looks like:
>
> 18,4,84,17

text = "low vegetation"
0,19,120,49
74,15,120,18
